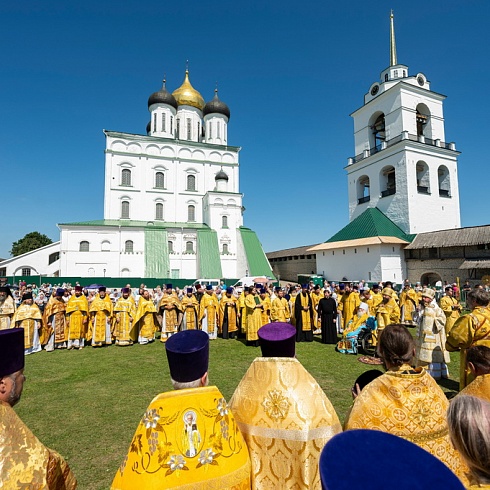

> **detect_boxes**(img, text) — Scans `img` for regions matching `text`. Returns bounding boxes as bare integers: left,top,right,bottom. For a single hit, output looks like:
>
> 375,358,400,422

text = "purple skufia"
165,330,209,382
258,323,296,358
0,328,25,377
320,430,465,490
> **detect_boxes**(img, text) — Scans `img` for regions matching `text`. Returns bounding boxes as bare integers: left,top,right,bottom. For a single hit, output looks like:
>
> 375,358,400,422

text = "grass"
16,335,461,490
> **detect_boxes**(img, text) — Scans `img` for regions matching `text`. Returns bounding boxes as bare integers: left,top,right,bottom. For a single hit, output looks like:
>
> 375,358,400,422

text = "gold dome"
172,70,205,111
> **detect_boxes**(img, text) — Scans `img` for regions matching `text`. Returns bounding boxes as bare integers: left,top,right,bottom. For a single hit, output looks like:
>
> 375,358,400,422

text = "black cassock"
318,297,338,344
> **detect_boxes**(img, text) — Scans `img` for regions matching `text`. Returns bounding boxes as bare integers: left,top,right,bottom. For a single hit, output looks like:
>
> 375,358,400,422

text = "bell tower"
346,11,461,235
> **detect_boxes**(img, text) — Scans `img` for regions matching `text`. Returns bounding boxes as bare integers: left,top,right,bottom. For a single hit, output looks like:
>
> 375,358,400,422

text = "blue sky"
1,1,489,259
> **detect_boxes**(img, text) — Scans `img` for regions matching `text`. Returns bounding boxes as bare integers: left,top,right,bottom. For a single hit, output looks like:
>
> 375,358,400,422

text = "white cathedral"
311,12,461,282
0,71,273,280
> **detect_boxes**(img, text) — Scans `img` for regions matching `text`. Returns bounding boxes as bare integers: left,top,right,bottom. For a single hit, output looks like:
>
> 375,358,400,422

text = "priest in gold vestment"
199,285,219,340
44,288,68,351
229,323,342,490
111,329,251,490
132,289,159,344
374,288,400,333
113,288,137,346
219,287,240,339
158,284,182,342
89,286,113,347
0,328,77,489
345,324,468,484
181,288,199,330
439,286,462,333
456,345,490,403
11,292,42,355
270,289,290,323
66,286,89,350
244,287,266,346
294,284,314,342
399,283,418,325
0,286,16,330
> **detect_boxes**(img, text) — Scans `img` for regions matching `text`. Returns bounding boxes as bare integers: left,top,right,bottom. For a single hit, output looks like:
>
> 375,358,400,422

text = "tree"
10,232,53,257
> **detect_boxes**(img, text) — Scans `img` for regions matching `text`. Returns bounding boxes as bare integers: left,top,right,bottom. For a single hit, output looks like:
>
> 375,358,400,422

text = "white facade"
0,242,61,278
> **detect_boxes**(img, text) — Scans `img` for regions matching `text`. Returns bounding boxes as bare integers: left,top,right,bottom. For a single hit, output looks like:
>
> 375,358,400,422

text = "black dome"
148,81,178,110
204,90,230,120
215,170,229,181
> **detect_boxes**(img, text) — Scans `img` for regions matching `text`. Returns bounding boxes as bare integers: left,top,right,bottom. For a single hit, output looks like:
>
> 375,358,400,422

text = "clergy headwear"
339,284,345,291
358,302,369,313
166,284,173,290
421,288,435,300
319,430,464,490
165,330,209,383
301,284,308,289
22,292,33,301
98,286,106,292
121,287,130,293
0,329,25,377
186,288,193,294
226,287,233,294
258,323,296,358
381,288,392,296
56,288,65,296
74,286,83,292
206,285,213,291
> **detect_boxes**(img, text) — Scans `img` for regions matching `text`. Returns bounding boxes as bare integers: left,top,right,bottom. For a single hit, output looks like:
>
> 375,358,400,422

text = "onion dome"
148,79,178,110
204,89,231,120
146,121,151,133
215,169,229,181
172,70,205,111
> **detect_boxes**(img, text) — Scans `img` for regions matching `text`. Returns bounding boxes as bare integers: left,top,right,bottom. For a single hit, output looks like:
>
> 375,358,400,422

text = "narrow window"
186,241,194,253
161,113,166,132
197,122,200,140
176,118,180,137
209,122,212,138
188,205,195,221
217,121,220,138
168,241,174,253
79,241,89,252
170,116,173,133
121,169,131,186
155,202,164,220
125,240,133,253
187,174,196,191
121,200,130,219
186,118,192,139
155,172,164,189
153,113,157,132
222,215,228,228
222,243,229,254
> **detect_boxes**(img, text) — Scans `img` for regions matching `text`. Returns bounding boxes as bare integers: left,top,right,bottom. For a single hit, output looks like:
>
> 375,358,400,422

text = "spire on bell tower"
390,10,397,66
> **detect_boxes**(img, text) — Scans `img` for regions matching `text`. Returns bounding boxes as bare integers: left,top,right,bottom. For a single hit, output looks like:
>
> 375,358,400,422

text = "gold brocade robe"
238,292,248,334
289,292,298,326
0,401,77,489
260,296,271,326
338,292,361,327
132,298,159,341
399,288,418,323
89,294,113,344
456,373,490,403
344,365,468,484
199,293,219,330
439,295,461,333
66,295,89,341
113,297,137,345
159,294,182,334
43,299,67,344
367,293,382,316
295,292,313,331
229,357,342,490
414,303,449,365
12,302,43,349
219,295,239,334
375,298,400,330
0,296,15,330
446,307,490,389
311,291,322,328
111,386,251,490
270,297,290,322
180,295,199,330
244,294,265,341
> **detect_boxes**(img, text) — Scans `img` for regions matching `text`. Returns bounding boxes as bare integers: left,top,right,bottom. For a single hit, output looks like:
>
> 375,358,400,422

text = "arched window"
121,201,130,219
121,168,131,186
380,166,396,197
222,243,229,254
438,165,451,197
186,241,194,253
368,112,386,150
188,205,195,222
155,172,165,189
125,240,134,253
222,215,228,228
155,203,164,220
416,103,431,138
357,175,370,204
121,268,130,277
187,174,196,191
416,161,430,194
79,241,89,252
168,241,174,253
101,240,111,252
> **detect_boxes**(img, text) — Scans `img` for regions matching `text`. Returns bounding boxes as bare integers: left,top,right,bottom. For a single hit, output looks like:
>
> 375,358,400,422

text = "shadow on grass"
438,377,460,398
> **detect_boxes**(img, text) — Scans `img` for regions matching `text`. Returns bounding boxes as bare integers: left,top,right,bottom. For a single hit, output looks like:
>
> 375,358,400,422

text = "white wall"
0,242,61,277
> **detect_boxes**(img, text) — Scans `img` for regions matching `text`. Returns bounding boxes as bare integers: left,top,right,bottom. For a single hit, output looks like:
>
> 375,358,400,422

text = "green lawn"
16,337,461,490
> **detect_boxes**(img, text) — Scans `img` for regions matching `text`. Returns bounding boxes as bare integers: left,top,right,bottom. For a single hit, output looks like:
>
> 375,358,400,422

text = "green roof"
197,229,223,278
239,227,274,277
58,219,209,230
326,208,415,243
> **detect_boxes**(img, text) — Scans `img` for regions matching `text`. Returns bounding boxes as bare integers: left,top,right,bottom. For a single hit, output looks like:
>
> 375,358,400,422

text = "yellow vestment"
219,295,239,335
133,298,159,342
311,291,322,328
159,294,182,336
238,292,248,334
66,294,89,342
229,357,342,490
181,295,199,330
270,297,290,322
43,298,67,345
12,302,43,350
338,292,360,327
439,295,461,333
0,401,77,489
375,298,400,331
113,296,137,345
446,307,490,389
0,296,15,330
111,386,251,490
399,288,418,323
344,365,468,483
457,373,490,403
89,294,113,345
199,293,219,338
245,294,265,341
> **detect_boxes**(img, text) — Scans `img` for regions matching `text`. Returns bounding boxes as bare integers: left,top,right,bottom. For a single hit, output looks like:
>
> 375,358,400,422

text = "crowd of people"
1,279,490,487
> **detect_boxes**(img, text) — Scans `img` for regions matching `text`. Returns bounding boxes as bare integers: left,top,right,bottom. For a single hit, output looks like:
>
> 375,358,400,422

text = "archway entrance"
420,272,442,287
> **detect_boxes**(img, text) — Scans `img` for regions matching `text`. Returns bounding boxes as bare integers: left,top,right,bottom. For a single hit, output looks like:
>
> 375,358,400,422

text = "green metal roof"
58,219,210,230
197,229,222,278
239,227,274,277
145,228,169,277
326,208,415,243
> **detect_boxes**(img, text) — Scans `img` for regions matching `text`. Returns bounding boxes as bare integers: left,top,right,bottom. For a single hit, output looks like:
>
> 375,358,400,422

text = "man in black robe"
294,284,314,342
318,289,338,344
